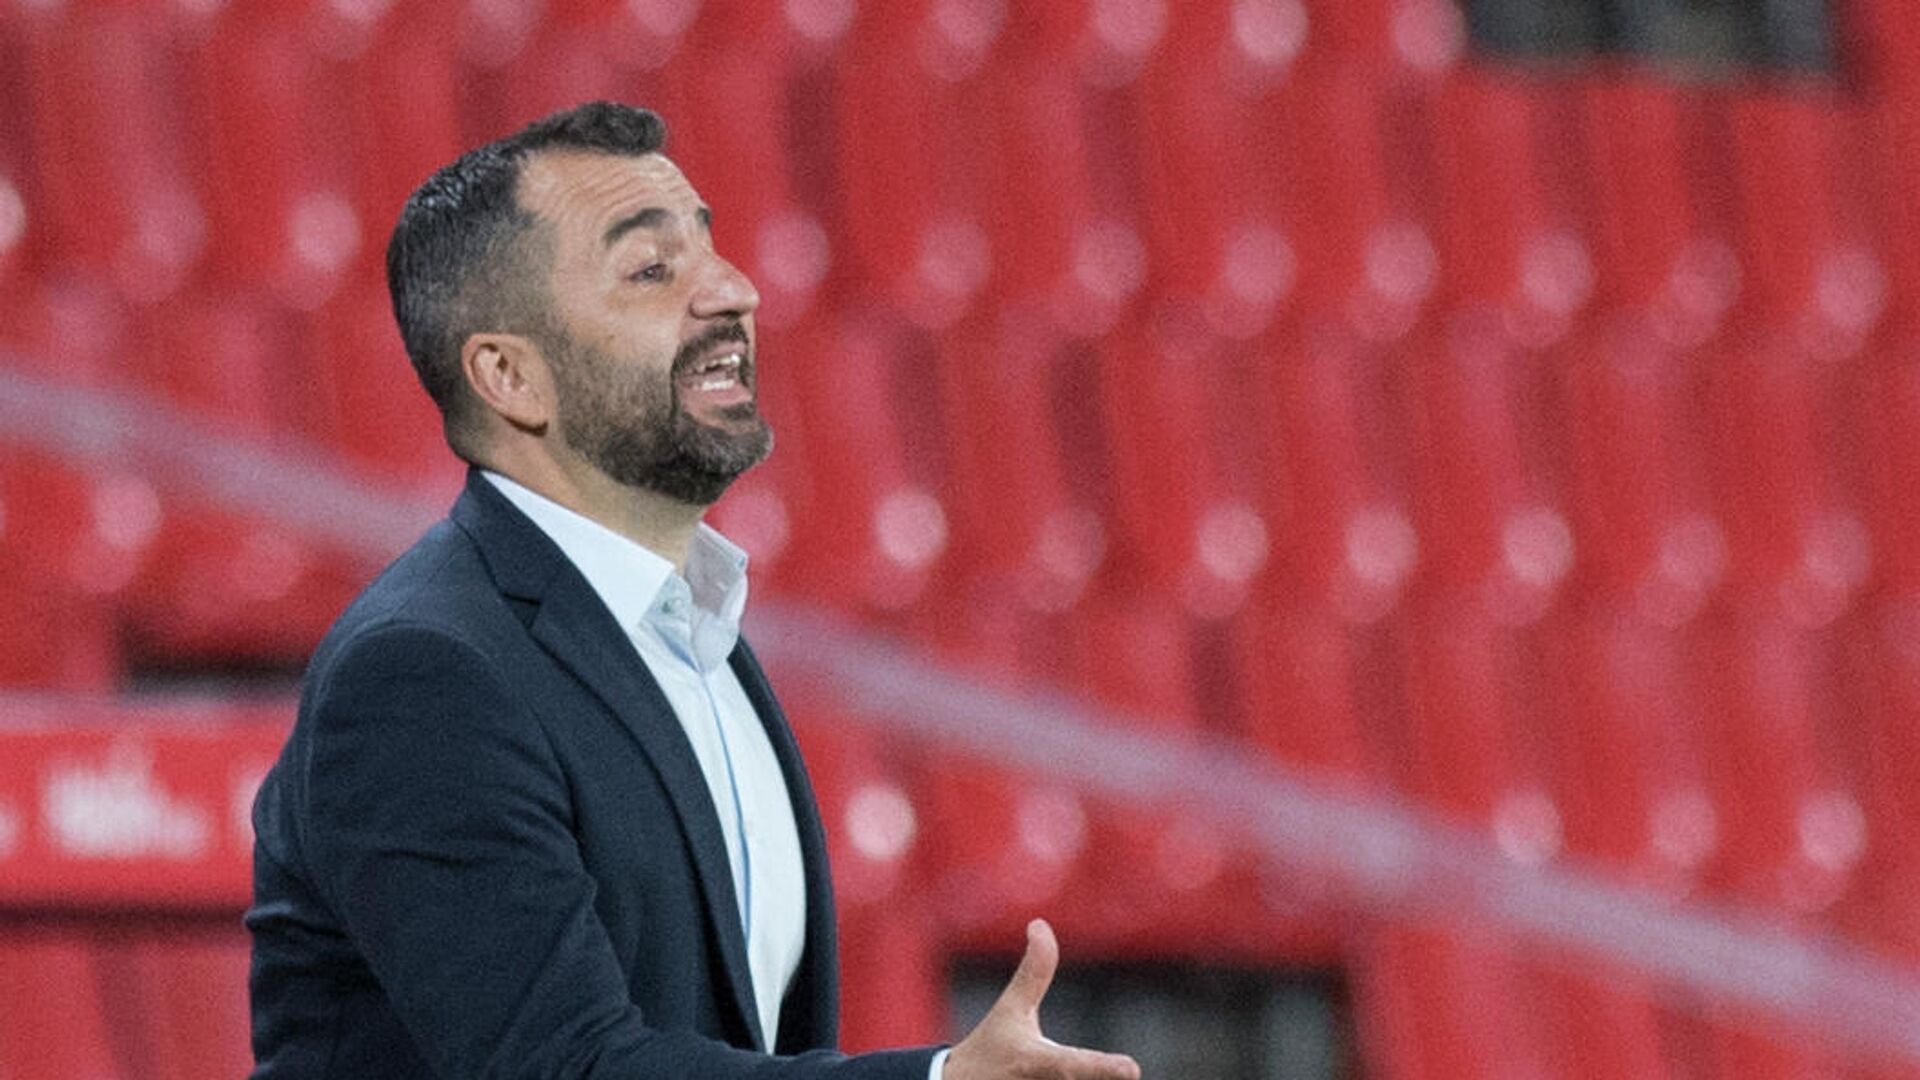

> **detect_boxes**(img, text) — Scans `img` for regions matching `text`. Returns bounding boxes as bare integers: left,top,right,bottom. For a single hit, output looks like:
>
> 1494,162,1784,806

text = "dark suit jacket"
247,470,937,1079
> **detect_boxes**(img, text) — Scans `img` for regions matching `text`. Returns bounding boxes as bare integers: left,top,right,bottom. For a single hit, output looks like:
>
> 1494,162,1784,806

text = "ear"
461,332,553,434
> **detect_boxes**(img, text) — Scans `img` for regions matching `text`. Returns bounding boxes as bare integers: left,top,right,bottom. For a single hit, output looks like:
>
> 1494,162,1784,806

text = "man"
246,101,1140,1080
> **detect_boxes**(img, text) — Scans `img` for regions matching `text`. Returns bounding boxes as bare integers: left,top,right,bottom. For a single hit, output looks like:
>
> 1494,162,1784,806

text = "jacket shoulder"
311,517,511,674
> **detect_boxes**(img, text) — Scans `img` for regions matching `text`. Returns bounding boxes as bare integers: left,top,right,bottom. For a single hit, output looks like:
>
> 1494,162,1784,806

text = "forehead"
515,150,704,242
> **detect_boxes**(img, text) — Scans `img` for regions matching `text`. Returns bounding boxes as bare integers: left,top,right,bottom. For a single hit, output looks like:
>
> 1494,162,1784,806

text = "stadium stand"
3,0,1920,1076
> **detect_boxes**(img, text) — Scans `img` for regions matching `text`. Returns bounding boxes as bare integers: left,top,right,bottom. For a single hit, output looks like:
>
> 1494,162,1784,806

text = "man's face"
517,150,770,505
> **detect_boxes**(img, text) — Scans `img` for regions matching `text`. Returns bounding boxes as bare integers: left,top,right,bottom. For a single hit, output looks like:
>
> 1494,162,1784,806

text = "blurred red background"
4,0,1920,1076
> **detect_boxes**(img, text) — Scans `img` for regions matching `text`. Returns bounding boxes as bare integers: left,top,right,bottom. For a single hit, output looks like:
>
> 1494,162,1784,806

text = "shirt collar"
482,471,750,646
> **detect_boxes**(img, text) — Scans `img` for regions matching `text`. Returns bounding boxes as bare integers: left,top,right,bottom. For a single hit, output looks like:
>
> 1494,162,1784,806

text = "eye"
629,262,670,283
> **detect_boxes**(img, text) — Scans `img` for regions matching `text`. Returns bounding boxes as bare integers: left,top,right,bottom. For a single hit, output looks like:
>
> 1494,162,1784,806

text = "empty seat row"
0,444,394,685
0,648,1903,1079
1,4,1918,1075
0,929,253,1080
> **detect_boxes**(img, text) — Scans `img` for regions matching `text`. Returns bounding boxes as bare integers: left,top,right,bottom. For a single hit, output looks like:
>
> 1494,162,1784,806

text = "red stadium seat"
1070,795,1242,944
1690,612,1861,913
968,13,1115,332
0,19,32,307
1299,0,1396,67
1849,0,1920,97
1829,597,1920,964
121,934,255,1080
1060,594,1204,731
1525,964,1674,1080
1131,0,1291,339
924,318,1091,616
1719,91,1865,348
1261,66,1413,332
1424,66,1604,380
787,706,923,913
1426,69,1567,317
1576,77,1714,330
1088,330,1246,607
1862,95,1920,335
1351,924,1544,1080
486,5,671,150
0,563,118,691
301,276,460,486
1547,604,1714,889
1834,367,1920,956
338,3,466,233
650,7,824,328
0,934,125,1079
1701,1021,1834,1080
836,899,945,1053
0,448,154,600
1694,338,1848,620
187,8,365,310
773,309,951,614
912,754,1078,935
1253,324,1415,618
1556,323,1712,610
826,0,966,324
1393,600,1548,833
1398,322,1563,610
125,289,286,438
120,497,354,664
0,929,252,1080
0,449,137,688
1228,601,1377,782
1846,145,1920,588
17,4,202,302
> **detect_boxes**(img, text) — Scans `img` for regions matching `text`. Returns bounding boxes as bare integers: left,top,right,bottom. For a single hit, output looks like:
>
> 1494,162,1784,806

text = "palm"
943,920,1142,1080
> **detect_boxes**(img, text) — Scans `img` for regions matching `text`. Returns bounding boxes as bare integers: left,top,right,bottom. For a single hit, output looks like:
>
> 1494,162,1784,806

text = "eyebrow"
601,205,714,248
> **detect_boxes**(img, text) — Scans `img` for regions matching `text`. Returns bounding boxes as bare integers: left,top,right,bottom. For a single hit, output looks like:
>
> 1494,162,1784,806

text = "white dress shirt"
485,474,950,1078
485,471,806,1049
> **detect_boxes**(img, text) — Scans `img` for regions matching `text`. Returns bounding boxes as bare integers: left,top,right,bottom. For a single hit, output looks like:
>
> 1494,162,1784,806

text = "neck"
485,449,706,572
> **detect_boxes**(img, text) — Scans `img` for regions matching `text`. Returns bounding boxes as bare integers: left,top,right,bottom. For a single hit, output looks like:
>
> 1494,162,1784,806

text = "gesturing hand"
942,919,1142,1080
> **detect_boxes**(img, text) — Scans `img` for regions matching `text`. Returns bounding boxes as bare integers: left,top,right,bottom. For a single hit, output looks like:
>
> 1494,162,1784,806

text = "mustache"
671,321,752,377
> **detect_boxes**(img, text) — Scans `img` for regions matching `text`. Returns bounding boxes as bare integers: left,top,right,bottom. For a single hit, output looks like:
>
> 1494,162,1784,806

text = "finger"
1040,1043,1142,1080
994,918,1059,1018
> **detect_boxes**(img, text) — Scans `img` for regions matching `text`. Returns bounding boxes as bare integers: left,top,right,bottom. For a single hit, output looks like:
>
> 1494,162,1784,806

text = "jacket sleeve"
294,622,939,1080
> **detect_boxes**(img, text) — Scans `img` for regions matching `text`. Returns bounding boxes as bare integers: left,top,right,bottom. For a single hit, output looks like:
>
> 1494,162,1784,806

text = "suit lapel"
730,641,838,1052
450,471,766,1052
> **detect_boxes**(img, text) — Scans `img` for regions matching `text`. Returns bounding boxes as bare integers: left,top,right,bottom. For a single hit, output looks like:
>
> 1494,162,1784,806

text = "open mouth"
676,346,754,408
685,350,745,392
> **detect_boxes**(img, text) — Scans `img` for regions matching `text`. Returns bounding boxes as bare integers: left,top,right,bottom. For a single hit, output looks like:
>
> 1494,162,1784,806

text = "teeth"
693,352,743,376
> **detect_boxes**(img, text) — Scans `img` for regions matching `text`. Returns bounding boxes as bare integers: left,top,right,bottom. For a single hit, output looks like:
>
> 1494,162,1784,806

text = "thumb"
994,918,1059,1020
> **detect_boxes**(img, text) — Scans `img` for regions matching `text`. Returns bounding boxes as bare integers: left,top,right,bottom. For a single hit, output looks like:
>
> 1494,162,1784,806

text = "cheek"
561,289,680,357
603,322,685,372
607,352,676,414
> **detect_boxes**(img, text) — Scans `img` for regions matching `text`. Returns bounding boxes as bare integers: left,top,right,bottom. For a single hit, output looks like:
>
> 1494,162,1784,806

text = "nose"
691,252,761,319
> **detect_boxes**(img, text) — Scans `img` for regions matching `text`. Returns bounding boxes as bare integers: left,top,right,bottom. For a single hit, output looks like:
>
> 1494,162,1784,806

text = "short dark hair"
385,101,668,458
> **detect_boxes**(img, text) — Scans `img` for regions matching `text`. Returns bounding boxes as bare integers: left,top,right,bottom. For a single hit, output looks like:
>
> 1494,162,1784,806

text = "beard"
547,320,773,506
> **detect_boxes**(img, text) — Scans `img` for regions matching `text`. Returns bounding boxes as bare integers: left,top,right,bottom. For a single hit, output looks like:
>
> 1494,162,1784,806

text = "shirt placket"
656,585,755,943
